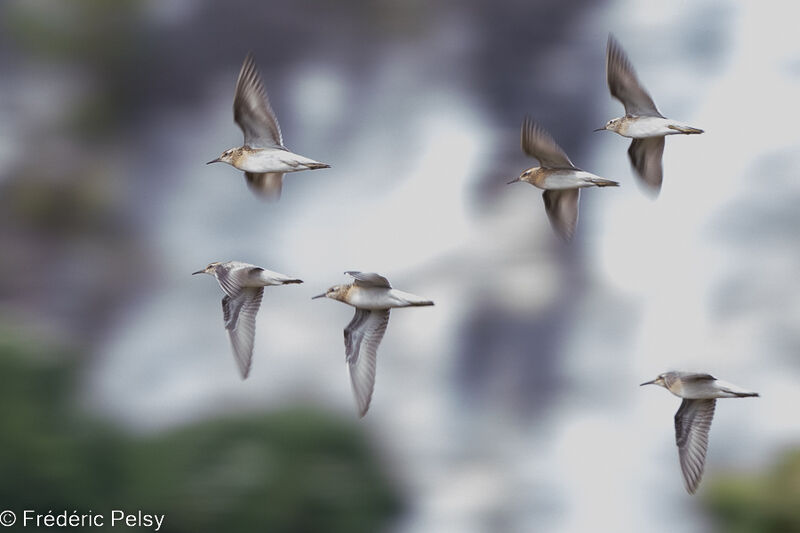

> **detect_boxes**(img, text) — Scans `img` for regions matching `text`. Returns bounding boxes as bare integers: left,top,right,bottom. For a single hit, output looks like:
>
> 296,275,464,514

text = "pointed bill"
606,34,663,118
234,54,284,149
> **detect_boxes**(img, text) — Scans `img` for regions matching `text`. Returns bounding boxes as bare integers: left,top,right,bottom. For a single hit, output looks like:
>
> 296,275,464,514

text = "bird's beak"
191,269,206,275
311,293,327,300
593,127,606,132
507,177,521,184
206,158,221,165
639,379,657,386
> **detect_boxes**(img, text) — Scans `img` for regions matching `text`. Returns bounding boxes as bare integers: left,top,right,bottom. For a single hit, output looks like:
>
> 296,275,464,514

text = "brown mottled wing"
674,398,716,494
607,34,663,118
344,309,390,417
627,137,665,194
234,54,284,148
244,172,283,200
345,271,392,289
221,287,263,379
521,117,576,169
542,189,580,241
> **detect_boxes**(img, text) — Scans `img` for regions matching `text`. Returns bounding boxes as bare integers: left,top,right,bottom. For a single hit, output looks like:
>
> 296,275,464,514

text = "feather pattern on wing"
521,117,576,169
245,172,284,200
674,398,716,494
345,271,392,289
344,309,390,417
222,287,264,379
606,35,663,118
627,137,665,193
215,265,258,298
542,189,580,241
234,54,284,148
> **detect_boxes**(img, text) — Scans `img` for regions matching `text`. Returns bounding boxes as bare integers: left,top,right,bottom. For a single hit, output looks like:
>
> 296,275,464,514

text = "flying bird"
313,271,434,417
641,371,759,494
597,34,703,195
193,261,302,378
508,117,619,241
207,54,330,200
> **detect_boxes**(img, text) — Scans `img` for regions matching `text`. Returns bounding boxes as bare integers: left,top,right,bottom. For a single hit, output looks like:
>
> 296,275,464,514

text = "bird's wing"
344,309,390,417
674,398,716,494
221,287,264,379
245,172,283,200
233,54,284,148
627,137,665,194
683,373,717,383
606,35,663,118
345,271,392,288
542,189,580,242
521,117,576,169
215,265,259,298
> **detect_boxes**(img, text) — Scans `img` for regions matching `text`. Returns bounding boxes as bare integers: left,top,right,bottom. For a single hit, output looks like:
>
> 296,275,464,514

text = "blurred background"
1,0,799,531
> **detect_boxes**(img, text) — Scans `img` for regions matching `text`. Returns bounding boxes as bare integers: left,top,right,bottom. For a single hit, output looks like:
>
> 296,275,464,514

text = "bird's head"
508,167,539,185
192,262,222,275
207,148,236,165
594,118,623,133
312,284,348,302
640,372,673,388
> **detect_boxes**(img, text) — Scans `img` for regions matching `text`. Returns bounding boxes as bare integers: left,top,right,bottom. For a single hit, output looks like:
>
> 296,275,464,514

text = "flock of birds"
193,34,758,495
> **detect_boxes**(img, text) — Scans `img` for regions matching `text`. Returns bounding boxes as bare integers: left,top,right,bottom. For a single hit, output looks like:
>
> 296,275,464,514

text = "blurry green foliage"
0,335,401,532
705,449,800,533
2,0,145,137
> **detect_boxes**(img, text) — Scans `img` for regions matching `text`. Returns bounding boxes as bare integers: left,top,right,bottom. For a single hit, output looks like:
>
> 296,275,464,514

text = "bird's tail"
588,178,620,188
668,125,704,135
392,289,434,307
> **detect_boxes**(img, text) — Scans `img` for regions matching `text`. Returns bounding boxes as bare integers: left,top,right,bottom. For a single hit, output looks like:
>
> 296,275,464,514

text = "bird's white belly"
236,150,309,173
678,380,731,399
541,170,599,190
349,288,394,310
621,116,676,138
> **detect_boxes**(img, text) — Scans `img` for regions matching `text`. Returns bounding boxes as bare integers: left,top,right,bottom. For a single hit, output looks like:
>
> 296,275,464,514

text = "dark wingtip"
283,279,304,284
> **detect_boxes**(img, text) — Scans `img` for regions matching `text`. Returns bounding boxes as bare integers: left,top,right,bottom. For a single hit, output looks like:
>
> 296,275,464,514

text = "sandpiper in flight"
597,34,703,195
509,117,619,241
640,371,759,494
193,261,303,379
312,271,434,417
207,54,330,200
